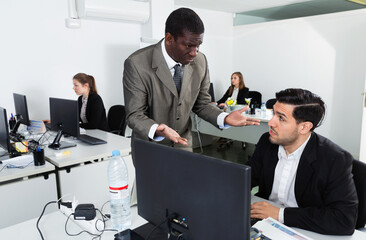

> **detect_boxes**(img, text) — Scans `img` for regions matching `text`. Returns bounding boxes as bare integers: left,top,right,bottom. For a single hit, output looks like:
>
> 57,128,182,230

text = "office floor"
193,136,256,166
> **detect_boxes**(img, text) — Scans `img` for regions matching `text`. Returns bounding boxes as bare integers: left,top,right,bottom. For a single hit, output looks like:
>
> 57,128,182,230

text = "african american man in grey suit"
123,8,259,152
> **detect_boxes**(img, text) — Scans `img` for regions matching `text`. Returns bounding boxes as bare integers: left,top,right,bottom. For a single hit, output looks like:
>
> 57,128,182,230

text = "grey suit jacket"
123,39,222,150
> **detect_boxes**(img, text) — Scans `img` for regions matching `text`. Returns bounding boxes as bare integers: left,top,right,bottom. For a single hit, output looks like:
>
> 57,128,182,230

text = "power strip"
60,204,104,234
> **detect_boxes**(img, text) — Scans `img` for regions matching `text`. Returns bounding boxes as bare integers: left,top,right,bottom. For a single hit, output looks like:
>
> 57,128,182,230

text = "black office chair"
266,98,276,109
107,105,127,136
208,82,215,102
353,159,366,229
248,91,262,108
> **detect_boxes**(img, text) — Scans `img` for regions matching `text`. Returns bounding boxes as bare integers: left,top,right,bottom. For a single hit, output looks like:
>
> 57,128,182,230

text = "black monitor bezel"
49,97,80,138
0,107,11,154
134,139,251,240
13,93,30,126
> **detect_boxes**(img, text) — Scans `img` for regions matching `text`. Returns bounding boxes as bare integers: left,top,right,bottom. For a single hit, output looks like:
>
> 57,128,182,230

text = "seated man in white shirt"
247,88,358,235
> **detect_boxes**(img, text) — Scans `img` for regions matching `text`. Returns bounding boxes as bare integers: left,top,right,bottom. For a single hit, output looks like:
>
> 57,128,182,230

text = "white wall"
0,1,233,122
0,0,141,121
232,9,366,158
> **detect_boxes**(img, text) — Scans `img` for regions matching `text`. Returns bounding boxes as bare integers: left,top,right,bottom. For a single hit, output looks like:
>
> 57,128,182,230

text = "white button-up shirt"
269,135,311,223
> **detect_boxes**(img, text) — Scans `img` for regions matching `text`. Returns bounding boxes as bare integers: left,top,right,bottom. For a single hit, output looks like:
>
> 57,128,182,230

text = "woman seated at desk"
216,72,249,107
73,73,108,131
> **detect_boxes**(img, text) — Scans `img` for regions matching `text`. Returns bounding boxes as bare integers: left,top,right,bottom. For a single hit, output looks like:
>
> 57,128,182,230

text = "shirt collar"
161,39,180,70
278,134,311,160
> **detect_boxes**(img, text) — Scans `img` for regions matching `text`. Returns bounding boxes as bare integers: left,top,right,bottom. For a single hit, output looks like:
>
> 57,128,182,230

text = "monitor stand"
48,129,76,150
117,223,169,240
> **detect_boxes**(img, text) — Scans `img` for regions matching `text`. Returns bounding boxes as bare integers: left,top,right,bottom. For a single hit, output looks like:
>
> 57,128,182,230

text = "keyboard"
251,218,261,226
78,134,107,145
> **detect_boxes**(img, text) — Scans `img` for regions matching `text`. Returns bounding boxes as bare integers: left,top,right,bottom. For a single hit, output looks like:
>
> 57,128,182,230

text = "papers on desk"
1,154,34,168
253,217,314,240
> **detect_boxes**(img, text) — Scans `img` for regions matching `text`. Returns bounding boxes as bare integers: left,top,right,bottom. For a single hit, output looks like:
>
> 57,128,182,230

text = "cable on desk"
145,218,169,240
64,207,114,239
37,200,58,240
0,163,10,173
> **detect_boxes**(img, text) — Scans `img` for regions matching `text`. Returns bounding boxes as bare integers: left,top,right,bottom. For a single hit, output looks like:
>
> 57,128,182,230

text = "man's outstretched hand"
155,124,188,146
224,106,261,126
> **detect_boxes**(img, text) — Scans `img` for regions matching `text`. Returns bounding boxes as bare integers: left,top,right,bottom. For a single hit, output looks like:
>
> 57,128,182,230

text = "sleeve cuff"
148,124,165,141
217,112,230,129
278,208,285,223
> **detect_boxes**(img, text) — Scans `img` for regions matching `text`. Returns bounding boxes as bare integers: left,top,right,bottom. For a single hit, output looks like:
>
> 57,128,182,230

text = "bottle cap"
112,150,121,156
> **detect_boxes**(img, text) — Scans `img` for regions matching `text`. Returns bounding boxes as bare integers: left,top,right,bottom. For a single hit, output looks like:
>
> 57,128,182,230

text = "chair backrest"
107,105,127,136
248,91,262,108
266,98,276,109
208,82,215,102
353,159,366,229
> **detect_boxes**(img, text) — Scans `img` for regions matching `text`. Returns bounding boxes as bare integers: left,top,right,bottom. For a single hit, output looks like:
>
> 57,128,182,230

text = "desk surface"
1,196,365,240
251,196,366,239
192,111,271,144
0,160,55,183
45,130,131,168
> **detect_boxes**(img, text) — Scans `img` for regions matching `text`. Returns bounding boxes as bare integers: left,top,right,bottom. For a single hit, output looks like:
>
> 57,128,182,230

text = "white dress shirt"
231,87,239,102
269,135,311,223
80,96,88,123
148,40,228,140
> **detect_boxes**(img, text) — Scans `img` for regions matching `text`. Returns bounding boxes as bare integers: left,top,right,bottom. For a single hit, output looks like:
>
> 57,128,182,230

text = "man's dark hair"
276,88,325,131
165,8,204,39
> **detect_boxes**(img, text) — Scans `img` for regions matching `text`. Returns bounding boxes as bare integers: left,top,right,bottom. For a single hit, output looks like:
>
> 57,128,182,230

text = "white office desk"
251,196,366,239
0,206,146,240
2,196,365,240
44,130,134,208
192,111,272,144
0,160,57,228
45,129,131,168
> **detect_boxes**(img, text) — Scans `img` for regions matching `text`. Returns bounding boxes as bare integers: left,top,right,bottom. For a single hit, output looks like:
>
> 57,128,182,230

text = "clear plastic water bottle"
261,102,267,118
108,150,131,231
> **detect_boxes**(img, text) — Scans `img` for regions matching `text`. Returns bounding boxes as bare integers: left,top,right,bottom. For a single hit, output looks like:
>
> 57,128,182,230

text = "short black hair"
165,8,204,39
276,88,325,131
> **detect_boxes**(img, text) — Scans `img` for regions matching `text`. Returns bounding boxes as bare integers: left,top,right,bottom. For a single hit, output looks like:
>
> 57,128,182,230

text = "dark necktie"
173,64,183,94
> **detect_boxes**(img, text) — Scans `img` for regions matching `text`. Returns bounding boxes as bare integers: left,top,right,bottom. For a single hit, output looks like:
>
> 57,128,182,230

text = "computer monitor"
48,97,79,150
0,107,21,159
134,139,251,240
12,93,31,134
0,107,11,155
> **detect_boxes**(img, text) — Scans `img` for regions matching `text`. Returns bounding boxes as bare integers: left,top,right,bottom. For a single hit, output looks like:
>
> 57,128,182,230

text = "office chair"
209,82,215,102
107,105,127,137
353,159,366,229
266,98,276,109
248,91,262,108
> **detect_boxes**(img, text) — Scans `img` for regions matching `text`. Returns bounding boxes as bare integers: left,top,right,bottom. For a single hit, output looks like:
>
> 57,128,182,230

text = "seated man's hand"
155,124,188,146
224,107,260,126
251,201,280,221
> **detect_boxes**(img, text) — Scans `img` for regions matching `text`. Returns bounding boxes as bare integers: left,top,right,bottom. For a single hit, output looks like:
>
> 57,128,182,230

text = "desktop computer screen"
0,107,11,156
48,97,79,149
134,139,251,240
12,93,30,134
13,93,30,126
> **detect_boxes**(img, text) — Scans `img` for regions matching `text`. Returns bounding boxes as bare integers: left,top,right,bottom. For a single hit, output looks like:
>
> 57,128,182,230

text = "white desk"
44,130,134,208
2,196,365,240
251,196,366,240
0,160,57,228
192,111,272,145
0,206,146,240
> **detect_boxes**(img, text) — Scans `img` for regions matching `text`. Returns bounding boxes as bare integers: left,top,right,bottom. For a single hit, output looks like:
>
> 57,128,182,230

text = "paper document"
1,154,34,167
253,217,314,240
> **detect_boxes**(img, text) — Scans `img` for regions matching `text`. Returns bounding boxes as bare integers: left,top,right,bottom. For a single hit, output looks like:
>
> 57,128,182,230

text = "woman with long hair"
216,72,249,107
73,73,108,131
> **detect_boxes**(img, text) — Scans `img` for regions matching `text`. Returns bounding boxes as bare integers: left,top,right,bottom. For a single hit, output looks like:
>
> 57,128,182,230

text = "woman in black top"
216,72,249,107
73,73,108,131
